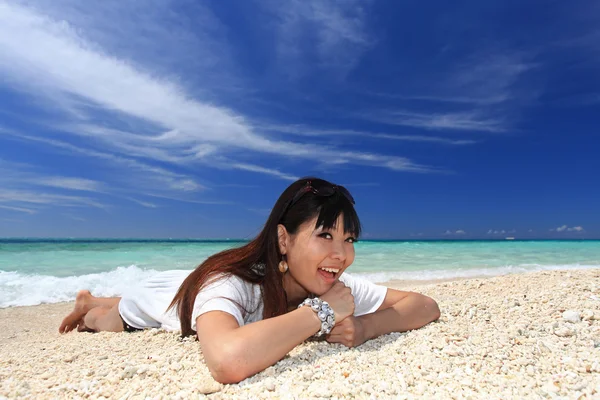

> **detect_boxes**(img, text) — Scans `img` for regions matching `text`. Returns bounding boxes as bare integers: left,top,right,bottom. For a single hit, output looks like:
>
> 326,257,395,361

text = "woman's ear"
277,224,288,255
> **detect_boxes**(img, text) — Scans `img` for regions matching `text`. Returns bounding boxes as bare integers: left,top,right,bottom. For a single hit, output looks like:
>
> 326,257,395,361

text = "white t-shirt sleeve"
339,273,388,316
190,274,259,330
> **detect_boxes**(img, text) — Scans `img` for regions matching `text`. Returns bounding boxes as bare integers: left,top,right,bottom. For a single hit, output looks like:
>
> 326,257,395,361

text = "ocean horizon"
2,238,599,308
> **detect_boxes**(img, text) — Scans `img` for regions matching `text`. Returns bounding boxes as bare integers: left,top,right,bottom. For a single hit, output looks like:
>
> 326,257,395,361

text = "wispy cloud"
6,0,243,96
2,130,206,195
442,53,534,105
372,52,534,106
0,157,103,192
0,2,438,184
262,125,478,145
374,93,510,106
0,204,37,214
0,189,106,209
365,110,506,133
364,52,535,133
28,177,103,192
124,197,158,209
369,133,477,145
267,0,373,77
228,163,299,181
0,157,108,212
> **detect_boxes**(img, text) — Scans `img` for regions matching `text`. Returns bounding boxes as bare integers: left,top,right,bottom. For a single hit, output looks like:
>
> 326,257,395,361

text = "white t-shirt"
119,270,388,331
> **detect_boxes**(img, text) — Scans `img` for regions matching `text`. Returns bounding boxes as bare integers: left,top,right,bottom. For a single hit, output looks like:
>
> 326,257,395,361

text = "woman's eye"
318,232,332,239
346,237,357,243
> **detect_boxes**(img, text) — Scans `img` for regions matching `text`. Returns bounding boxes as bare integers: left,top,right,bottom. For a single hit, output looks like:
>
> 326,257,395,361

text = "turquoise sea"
1,239,599,307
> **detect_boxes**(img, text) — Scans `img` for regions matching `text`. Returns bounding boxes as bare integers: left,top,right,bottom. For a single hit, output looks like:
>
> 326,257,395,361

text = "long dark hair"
169,177,361,336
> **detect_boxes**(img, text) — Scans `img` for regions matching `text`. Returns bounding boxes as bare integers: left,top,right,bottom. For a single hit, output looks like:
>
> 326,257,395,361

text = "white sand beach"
1,269,599,399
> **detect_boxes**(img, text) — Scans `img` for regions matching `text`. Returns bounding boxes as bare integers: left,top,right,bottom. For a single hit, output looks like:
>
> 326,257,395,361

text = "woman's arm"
197,307,321,384
197,281,355,384
362,289,440,339
326,289,440,347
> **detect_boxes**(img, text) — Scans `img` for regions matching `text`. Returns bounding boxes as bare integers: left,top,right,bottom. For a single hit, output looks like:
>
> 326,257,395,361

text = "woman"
59,177,440,384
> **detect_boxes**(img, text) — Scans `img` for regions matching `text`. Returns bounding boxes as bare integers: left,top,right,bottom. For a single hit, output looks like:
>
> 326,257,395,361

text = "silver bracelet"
298,297,335,337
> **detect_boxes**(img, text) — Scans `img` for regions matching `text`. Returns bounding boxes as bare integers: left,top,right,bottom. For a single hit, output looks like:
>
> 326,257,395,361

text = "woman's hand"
320,281,355,322
325,315,367,348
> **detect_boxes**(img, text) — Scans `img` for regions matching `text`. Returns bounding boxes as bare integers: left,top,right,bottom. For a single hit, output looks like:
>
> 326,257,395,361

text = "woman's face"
279,213,356,302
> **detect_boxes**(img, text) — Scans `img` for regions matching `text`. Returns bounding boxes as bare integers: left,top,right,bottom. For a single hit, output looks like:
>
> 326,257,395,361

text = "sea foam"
0,265,160,308
351,263,600,283
2,262,599,308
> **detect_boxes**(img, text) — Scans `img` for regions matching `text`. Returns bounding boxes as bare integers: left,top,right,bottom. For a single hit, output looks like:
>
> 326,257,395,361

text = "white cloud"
366,110,506,132
267,0,372,77
0,2,436,182
362,52,536,134
0,189,106,209
0,158,109,211
6,0,241,96
0,204,37,214
487,229,509,235
2,130,205,194
0,140,215,213
0,157,103,193
228,163,298,181
444,230,465,235
373,53,534,106
28,177,103,192
444,53,534,105
550,225,584,232
262,124,477,145
125,197,158,209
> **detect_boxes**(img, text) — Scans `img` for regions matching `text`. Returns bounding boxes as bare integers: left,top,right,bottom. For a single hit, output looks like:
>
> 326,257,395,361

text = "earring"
278,259,288,273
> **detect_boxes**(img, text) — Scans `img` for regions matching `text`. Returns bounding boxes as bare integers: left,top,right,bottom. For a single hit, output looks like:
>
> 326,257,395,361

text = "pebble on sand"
563,310,582,323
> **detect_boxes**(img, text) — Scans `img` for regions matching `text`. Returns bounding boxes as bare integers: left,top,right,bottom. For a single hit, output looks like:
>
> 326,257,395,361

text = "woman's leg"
59,290,121,333
83,304,124,332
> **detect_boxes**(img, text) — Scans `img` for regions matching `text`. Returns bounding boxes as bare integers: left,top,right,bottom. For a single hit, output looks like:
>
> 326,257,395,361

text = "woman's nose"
330,241,346,262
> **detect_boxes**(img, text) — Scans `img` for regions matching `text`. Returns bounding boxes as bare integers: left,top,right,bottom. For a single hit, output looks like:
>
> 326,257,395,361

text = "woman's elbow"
207,345,251,384
210,367,247,385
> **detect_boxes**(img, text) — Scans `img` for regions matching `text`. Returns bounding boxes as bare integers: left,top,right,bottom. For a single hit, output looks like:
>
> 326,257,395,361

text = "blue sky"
0,0,598,239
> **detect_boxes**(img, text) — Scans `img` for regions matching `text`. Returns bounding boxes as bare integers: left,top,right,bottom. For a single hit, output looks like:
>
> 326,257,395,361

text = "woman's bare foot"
59,290,93,333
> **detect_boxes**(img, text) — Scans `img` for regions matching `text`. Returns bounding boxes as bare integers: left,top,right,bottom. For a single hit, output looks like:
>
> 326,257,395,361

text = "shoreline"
380,274,492,289
0,269,578,312
2,268,600,399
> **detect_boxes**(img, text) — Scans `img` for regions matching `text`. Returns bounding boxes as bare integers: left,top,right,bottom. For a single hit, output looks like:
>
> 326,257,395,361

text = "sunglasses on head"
285,180,355,212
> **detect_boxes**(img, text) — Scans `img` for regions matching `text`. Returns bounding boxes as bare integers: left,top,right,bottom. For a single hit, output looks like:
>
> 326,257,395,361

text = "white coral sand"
1,269,599,399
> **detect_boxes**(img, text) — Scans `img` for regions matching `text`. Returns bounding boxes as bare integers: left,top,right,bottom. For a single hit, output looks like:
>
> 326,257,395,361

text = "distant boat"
505,237,515,240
